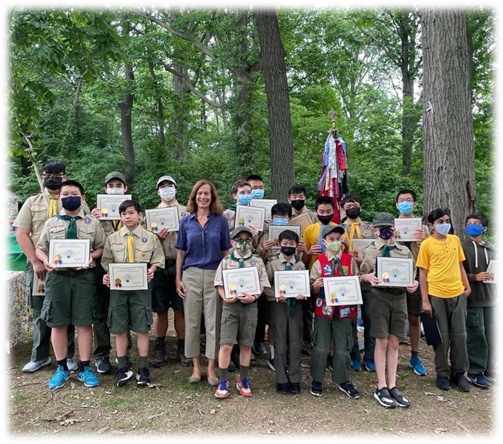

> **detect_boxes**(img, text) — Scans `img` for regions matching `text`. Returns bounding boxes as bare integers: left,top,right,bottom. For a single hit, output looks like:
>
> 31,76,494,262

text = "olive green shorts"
369,287,407,339
219,302,258,347
108,283,153,334
41,270,98,327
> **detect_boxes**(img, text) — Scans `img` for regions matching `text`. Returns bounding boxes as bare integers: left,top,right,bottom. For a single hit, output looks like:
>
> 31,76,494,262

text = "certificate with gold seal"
274,270,310,298
235,205,265,232
145,207,180,233
49,239,90,268
375,257,414,287
222,267,261,298
323,276,362,306
96,194,132,220
108,263,148,290
32,274,46,296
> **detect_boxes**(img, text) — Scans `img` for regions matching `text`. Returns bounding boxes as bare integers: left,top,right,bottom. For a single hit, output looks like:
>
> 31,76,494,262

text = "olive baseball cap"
105,171,126,184
322,224,345,238
372,212,395,227
230,226,253,239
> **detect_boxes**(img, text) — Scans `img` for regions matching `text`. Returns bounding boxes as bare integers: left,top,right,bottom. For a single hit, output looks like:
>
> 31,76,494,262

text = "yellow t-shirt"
416,234,465,298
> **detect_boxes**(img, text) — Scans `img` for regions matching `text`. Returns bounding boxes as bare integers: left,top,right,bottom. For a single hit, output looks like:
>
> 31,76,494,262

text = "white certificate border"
484,259,499,284
145,206,180,232
222,267,261,298
234,205,266,231
394,218,423,242
322,275,363,306
250,199,277,221
96,194,132,220
108,262,148,290
49,238,90,268
376,256,414,287
268,225,301,243
274,269,310,298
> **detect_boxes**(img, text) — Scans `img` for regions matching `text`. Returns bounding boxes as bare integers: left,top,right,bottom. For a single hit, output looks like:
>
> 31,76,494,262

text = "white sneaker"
66,358,78,372
22,357,52,373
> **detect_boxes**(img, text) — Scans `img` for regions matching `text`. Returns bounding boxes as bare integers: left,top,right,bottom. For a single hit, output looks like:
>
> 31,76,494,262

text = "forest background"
7,5,496,236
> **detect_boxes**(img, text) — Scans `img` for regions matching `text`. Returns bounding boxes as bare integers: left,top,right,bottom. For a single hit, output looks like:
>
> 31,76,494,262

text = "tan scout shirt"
358,238,416,277
36,209,105,269
13,190,90,246
101,225,164,271
264,253,306,301
214,252,270,291
154,200,188,260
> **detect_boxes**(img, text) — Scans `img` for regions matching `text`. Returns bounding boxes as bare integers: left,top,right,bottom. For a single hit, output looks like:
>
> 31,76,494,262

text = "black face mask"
345,207,361,219
290,200,305,211
280,246,296,257
378,227,394,240
317,214,334,225
44,176,63,190
61,196,81,211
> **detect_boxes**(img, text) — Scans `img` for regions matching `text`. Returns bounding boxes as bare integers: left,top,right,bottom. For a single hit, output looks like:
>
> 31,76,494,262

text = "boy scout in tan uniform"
150,175,191,368
13,160,88,373
35,179,105,389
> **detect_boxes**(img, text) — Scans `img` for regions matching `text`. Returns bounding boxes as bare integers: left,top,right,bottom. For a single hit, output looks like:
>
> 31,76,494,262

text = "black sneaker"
136,367,151,386
436,375,450,391
95,357,112,374
467,372,491,389
176,346,193,366
452,372,471,392
117,357,133,371
374,387,397,408
253,342,267,355
289,382,301,395
276,382,289,395
310,380,323,397
150,339,166,368
338,381,360,399
326,355,333,372
116,366,133,387
267,357,275,371
388,386,410,407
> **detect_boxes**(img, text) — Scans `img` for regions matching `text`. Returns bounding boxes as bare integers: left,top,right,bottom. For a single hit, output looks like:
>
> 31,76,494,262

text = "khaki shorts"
108,283,153,334
41,270,98,327
219,302,258,347
369,288,407,339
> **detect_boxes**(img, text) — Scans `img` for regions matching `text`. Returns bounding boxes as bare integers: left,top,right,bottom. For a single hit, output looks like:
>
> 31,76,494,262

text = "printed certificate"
394,218,423,242
274,270,310,298
109,263,148,290
250,199,277,221
49,239,90,268
484,260,499,284
96,194,132,220
351,238,374,260
268,225,301,244
235,205,265,232
289,212,313,234
222,267,261,298
323,276,362,306
145,207,180,233
32,274,46,296
376,257,414,287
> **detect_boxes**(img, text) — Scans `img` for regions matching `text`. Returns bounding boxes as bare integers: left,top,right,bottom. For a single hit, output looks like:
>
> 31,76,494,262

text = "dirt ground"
6,325,496,439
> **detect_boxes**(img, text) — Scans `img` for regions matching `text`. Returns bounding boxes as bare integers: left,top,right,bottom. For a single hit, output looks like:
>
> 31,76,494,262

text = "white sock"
269,345,275,359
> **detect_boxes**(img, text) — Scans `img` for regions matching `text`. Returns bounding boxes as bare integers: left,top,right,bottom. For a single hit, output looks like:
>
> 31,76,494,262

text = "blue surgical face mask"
435,223,451,236
465,224,485,237
396,201,414,216
251,189,264,199
272,217,289,226
237,194,253,206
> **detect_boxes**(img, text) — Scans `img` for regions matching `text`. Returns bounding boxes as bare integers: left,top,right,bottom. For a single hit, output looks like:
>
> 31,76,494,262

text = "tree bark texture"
119,61,136,187
421,9,476,234
254,10,295,202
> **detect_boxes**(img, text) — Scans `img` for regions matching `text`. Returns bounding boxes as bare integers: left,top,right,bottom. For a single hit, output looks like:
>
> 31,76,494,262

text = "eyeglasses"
42,173,65,178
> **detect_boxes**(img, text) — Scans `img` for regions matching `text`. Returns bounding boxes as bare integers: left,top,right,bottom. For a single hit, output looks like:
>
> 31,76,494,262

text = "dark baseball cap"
230,226,253,239
322,224,345,238
104,171,126,184
372,212,395,227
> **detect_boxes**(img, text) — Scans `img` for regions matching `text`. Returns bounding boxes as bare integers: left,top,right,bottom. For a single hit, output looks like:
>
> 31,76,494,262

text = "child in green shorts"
213,226,270,398
101,200,165,387
35,180,106,390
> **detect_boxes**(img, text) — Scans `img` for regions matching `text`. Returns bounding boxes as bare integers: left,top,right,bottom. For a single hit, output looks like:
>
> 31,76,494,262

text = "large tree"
421,9,476,235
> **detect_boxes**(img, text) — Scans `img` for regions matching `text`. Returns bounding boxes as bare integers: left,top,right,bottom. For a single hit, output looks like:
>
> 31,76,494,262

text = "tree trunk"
118,61,136,186
172,65,190,162
254,10,295,202
421,9,476,235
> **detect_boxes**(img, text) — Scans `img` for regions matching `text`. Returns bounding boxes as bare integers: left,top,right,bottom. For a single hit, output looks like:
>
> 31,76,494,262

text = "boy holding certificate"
265,229,306,395
101,200,165,387
35,180,106,390
359,212,418,408
309,224,360,400
213,226,270,398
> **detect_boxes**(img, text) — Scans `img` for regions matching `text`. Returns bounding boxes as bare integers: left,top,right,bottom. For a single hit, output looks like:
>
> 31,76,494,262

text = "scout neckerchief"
48,195,58,218
348,221,361,251
56,214,81,239
112,220,123,231
230,250,253,307
127,232,135,262
381,244,395,257
283,260,297,317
